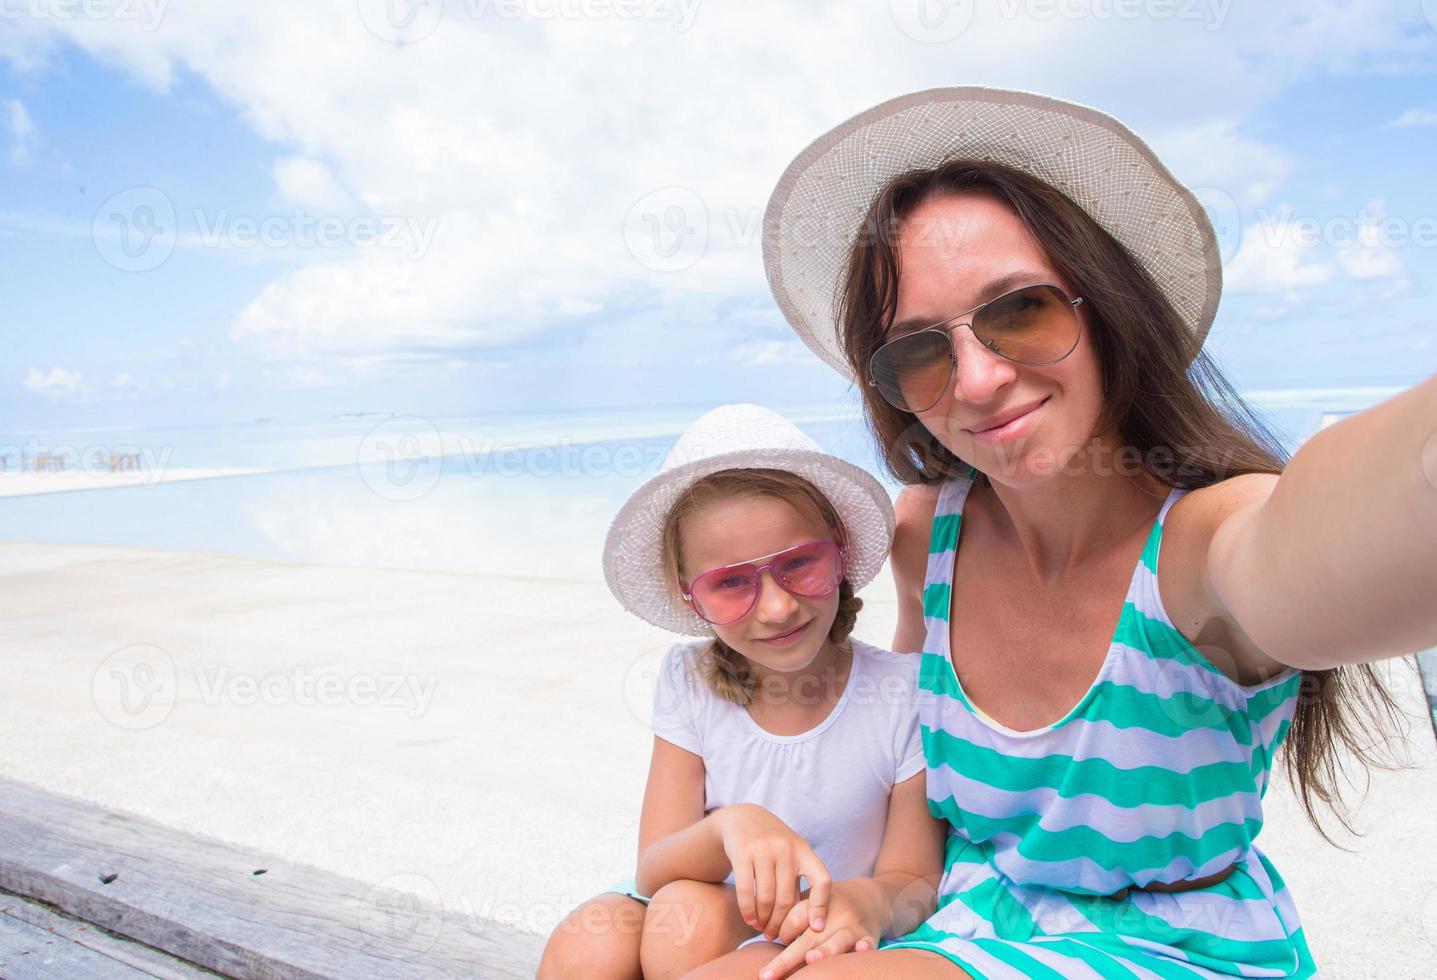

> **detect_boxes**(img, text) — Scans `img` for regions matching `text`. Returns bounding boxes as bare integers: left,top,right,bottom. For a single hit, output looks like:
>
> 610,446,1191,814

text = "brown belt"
1103,861,1239,901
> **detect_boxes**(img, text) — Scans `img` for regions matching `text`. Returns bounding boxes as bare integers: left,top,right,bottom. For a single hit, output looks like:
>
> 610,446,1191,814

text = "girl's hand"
756,879,887,980
712,804,831,940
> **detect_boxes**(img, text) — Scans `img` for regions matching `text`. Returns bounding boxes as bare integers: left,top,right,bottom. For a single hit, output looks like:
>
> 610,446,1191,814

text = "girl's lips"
758,620,810,646
967,397,1049,445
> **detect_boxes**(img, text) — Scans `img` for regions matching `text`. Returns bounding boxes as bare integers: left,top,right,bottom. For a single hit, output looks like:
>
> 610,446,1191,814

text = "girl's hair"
660,467,862,706
836,158,1408,845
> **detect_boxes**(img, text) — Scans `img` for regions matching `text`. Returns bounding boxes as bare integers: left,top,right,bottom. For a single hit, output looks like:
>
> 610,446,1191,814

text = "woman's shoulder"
1156,472,1279,582
1163,473,1279,529
894,481,943,520
891,482,943,576
1149,473,1290,687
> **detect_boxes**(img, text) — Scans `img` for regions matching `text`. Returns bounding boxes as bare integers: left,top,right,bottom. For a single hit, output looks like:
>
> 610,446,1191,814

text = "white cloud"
556,297,601,316
1147,119,1295,208
272,156,356,213
1225,223,1336,292
23,366,85,397
2,98,35,165
1387,107,1437,128
3,0,1432,381
727,340,815,368
1333,199,1405,281
111,372,132,388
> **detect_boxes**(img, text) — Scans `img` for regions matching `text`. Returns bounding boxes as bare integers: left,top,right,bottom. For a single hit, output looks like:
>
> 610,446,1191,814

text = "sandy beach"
0,540,1433,977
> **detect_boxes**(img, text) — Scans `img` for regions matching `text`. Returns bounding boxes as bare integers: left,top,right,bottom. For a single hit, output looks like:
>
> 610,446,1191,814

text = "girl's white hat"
602,403,896,637
761,86,1222,378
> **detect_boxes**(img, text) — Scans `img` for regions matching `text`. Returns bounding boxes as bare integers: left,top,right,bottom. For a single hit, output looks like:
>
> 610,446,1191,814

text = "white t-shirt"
650,635,925,885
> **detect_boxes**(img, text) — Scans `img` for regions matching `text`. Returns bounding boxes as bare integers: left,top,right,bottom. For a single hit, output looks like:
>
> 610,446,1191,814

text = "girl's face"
678,494,842,675
890,192,1107,488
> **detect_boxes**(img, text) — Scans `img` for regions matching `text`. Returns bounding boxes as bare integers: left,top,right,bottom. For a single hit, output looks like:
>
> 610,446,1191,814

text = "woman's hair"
836,158,1408,844
660,467,862,706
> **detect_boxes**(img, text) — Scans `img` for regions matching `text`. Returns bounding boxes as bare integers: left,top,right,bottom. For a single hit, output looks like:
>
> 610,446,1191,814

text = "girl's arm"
842,769,946,939
1170,372,1437,673
758,771,946,980
634,737,834,932
633,736,726,897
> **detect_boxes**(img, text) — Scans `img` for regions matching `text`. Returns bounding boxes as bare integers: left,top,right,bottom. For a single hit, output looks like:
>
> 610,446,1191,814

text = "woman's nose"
753,569,799,622
948,323,1018,405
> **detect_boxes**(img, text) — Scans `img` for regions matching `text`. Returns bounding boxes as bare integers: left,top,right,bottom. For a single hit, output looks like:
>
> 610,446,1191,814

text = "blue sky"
1,0,1434,433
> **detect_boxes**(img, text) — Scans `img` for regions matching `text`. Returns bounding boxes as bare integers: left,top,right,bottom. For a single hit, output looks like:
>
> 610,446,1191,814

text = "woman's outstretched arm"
1183,371,1437,672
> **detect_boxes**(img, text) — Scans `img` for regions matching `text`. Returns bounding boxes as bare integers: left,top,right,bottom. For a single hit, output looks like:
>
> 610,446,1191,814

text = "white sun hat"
602,403,896,637
761,85,1222,378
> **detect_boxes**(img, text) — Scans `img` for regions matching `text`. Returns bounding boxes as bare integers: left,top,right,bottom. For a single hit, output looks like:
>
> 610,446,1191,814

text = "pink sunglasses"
680,540,846,626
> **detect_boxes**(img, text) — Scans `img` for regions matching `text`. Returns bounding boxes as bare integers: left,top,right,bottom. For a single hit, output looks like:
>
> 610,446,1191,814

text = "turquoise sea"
0,388,1403,582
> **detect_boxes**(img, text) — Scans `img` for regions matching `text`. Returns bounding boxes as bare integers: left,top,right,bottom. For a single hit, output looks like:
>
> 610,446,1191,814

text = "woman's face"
678,494,841,675
889,191,1106,488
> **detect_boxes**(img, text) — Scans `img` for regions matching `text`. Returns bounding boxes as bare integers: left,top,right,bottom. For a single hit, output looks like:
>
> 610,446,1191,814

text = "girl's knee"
644,879,729,947
538,895,645,980
641,880,750,979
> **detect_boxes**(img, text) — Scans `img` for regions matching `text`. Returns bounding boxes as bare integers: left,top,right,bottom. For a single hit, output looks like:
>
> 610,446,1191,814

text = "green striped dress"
877,468,1317,978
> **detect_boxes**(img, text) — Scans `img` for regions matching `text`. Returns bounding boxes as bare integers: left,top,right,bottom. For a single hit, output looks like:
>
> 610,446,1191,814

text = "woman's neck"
979,437,1167,584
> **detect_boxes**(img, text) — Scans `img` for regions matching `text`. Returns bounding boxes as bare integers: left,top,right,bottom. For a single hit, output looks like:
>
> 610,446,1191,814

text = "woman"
749,88,1431,979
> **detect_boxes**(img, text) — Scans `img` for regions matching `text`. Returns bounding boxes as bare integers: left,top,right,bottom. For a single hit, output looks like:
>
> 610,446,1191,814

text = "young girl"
538,403,946,980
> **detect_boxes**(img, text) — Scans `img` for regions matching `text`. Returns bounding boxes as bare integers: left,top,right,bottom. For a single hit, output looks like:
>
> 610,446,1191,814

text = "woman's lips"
967,397,1049,445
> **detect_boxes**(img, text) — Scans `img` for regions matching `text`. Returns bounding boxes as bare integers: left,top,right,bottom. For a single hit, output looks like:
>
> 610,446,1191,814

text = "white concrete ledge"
0,541,1432,976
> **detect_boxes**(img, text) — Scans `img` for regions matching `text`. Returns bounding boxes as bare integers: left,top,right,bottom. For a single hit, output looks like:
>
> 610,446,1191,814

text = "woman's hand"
710,804,832,940
755,878,888,980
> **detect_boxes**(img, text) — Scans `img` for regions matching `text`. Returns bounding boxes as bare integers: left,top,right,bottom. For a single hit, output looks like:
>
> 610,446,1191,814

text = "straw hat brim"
603,447,896,637
762,86,1222,378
